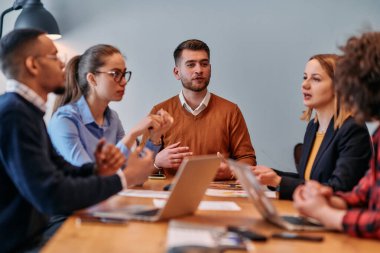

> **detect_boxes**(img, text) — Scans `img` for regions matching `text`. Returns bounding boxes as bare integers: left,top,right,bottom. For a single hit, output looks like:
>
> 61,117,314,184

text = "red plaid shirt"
336,126,380,239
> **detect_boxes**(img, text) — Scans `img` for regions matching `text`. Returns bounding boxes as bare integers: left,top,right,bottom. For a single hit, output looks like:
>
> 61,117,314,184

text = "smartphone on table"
149,170,166,180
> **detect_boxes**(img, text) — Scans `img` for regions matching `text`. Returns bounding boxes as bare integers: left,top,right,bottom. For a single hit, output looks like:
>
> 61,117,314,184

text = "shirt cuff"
342,209,362,237
117,141,131,159
117,169,128,189
145,140,162,155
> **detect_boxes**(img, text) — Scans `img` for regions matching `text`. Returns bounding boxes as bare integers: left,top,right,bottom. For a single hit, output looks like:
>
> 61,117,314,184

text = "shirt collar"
77,96,110,126
179,90,211,116
5,79,47,113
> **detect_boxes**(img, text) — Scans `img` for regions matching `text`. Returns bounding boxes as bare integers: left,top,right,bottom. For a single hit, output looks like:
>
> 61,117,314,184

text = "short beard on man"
181,79,210,92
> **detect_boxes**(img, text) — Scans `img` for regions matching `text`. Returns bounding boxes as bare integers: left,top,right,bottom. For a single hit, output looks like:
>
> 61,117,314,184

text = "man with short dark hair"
0,29,154,252
151,39,256,180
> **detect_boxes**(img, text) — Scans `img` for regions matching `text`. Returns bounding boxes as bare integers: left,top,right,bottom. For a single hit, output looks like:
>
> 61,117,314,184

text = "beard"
53,86,66,95
181,78,210,92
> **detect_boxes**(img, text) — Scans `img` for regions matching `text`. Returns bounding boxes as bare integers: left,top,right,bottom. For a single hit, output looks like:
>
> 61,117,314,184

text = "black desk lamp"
0,0,61,39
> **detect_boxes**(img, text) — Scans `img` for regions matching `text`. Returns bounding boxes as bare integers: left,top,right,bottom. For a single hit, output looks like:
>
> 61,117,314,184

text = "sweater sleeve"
1,110,122,215
229,105,256,165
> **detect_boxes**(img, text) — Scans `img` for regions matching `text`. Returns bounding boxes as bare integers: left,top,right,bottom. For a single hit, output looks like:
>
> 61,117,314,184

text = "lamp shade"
14,0,61,39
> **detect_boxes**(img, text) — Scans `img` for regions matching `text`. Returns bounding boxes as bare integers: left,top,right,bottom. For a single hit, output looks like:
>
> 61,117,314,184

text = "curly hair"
335,32,380,123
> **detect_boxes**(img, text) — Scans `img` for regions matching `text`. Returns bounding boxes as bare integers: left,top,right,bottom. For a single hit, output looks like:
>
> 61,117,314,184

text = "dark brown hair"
173,39,210,66
53,44,121,113
335,32,380,123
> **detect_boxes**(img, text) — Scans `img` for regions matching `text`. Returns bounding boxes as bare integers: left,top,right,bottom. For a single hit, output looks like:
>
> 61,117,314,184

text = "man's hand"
214,161,234,181
251,165,281,187
94,139,126,176
123,147,155,187
154,142,193,169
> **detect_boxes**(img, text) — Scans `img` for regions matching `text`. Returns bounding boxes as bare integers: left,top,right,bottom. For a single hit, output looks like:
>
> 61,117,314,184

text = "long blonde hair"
300,54,350,129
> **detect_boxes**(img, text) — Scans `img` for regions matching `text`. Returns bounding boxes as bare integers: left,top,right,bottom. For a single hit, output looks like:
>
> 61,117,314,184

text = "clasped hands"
131,109,174,145
94,139,156,187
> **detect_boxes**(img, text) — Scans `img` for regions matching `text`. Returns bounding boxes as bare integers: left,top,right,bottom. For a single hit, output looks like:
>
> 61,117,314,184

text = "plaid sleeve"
342,209,380,238
338,127,380,238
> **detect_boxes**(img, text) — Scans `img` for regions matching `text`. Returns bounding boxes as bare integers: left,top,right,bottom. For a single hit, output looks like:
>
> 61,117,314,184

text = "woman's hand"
251,165,281,187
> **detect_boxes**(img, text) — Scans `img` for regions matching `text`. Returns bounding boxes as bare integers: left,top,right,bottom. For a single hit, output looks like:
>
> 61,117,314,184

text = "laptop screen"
228,159,279,220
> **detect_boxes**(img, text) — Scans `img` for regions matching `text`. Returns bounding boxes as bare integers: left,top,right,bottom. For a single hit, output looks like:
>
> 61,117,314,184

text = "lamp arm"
0,0,28,38
0,7,14,38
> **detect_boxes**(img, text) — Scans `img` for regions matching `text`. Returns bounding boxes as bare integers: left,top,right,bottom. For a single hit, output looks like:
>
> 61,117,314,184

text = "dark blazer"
0,93,122,253
276,116,372,200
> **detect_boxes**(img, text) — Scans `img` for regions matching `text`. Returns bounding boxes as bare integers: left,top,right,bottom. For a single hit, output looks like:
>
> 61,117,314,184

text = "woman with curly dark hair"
294,32,380,239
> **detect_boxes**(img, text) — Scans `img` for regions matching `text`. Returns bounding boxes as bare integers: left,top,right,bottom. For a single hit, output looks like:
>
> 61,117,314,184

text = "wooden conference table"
41,178,378,253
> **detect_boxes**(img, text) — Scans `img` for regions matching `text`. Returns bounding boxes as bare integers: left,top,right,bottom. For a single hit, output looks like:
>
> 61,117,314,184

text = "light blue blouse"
48,96,160,166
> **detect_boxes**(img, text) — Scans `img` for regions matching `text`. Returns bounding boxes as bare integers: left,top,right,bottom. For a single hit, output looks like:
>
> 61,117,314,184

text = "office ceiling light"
0,0,61,39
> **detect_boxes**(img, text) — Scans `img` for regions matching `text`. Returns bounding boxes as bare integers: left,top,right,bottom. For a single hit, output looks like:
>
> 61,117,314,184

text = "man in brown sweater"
150,39,256,180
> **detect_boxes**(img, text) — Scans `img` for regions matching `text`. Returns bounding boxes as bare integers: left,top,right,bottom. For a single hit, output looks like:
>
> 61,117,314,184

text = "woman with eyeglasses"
48,44,172,166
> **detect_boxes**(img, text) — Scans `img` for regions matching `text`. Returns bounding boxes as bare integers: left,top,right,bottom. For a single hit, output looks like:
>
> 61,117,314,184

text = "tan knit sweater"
151,93,256,174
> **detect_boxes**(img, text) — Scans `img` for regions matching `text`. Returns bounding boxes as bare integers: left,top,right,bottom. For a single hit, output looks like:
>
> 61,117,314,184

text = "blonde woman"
252,54,371,199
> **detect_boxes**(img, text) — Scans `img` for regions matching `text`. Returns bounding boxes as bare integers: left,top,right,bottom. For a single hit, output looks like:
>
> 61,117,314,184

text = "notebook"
228,159,327,231
93,155,221,222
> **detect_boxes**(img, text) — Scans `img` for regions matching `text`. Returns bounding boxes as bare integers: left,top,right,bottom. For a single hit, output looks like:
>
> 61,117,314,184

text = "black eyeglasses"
35,53,67,64
95,70,132,83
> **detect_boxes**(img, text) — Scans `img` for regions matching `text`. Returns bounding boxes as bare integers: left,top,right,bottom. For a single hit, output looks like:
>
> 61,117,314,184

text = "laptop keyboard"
134,208,160,216
282,215,322,227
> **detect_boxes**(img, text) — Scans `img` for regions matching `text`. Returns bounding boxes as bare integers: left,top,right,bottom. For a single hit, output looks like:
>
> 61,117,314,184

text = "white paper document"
206,188,276,199
118,189,276,199
166,221,218,248
118,189,169,199
206,189,248,198
166,220,251,251
153,199,241,211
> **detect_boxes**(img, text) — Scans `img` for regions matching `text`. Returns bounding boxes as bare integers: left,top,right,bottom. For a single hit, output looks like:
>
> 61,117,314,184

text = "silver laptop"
228,159,326,231
93,155,221,222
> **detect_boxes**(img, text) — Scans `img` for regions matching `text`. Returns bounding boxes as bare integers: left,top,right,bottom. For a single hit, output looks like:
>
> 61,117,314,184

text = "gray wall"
1,0,379,171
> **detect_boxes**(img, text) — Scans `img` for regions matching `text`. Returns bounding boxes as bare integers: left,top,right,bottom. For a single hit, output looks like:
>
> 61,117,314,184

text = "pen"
77,216,128,225
227,226,267,241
